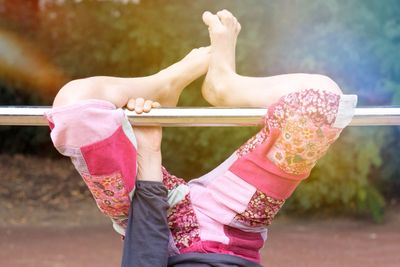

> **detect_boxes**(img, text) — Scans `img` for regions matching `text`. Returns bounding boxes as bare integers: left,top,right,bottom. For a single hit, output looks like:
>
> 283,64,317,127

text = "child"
46,10,357,266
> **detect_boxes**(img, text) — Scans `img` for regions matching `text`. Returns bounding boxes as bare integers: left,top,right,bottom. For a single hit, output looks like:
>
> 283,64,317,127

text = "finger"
127,98,136,110
134,97,145,114
151,102,161,108
143,100,153,113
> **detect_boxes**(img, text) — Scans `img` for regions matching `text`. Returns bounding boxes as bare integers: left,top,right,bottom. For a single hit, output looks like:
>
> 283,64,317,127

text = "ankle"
152,67,183,105
202,70,236,106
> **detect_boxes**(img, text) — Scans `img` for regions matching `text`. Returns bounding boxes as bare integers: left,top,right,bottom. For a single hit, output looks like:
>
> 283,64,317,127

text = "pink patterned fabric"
81,125,137,193
47,90,355,264
46,100,137,233
266,89,342,175
162,166,186,190
233,190,285,227
46,100,124,149
224,225,264,262
82,172,130,228
161,167,201,250
230,89,343,199
236,127,269,158
168,194,200,250
189,170,256,226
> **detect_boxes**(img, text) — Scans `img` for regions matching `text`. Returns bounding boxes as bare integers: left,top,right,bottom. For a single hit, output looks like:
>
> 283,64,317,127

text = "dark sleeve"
121,181,170,267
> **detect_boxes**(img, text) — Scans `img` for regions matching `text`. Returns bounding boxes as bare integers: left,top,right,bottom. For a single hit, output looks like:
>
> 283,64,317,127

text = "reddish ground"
1,154,399,267
1,210,400,267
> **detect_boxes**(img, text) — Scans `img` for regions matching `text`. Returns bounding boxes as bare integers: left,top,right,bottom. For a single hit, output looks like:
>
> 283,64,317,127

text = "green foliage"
1,0,400,221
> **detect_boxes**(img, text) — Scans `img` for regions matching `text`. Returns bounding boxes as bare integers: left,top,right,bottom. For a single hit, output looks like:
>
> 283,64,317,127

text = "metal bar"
0,106,399,127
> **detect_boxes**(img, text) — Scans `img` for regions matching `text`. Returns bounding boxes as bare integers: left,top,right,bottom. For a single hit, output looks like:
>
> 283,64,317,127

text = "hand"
126,98,162,153
126,97,161,114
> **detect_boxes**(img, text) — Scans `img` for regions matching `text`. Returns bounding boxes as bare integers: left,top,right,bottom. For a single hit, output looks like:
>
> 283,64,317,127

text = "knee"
308,74,342,94
53,78,95,107
53,79,82,107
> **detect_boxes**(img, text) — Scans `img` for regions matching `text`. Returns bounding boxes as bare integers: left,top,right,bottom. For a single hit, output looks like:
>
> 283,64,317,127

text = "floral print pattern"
162,166,187,190
168,194,200,250
266,89,341,175
73,90,344,253
161,166,200,250
238,89,341,175
82,172,130,222
233,191,285,227
234,89,342,227
236,127,269,158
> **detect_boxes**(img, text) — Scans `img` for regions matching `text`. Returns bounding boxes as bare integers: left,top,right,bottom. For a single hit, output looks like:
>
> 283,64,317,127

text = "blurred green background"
0,0,399,222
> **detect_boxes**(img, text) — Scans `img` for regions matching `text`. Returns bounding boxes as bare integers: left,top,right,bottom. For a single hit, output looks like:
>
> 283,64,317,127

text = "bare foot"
158,46,210,106
201,10,241,105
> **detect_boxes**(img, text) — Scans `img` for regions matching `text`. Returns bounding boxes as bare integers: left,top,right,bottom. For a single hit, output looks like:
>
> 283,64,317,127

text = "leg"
47,47,210,235
53,47,210,108
201,10,342,107
166,11,356,262
46,99,163,235
185,89,356,264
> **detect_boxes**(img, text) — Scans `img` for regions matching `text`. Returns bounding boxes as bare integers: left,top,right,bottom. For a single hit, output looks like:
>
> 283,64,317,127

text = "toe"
216,9,235,26
202,11,223,30
236,22,242,34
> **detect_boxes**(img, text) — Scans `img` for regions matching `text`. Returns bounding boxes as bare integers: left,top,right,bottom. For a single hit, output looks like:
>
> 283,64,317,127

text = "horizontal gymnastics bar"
0,106,400,127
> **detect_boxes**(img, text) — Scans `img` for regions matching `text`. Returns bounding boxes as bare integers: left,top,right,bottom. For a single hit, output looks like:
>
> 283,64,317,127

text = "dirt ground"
1,154,400,267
